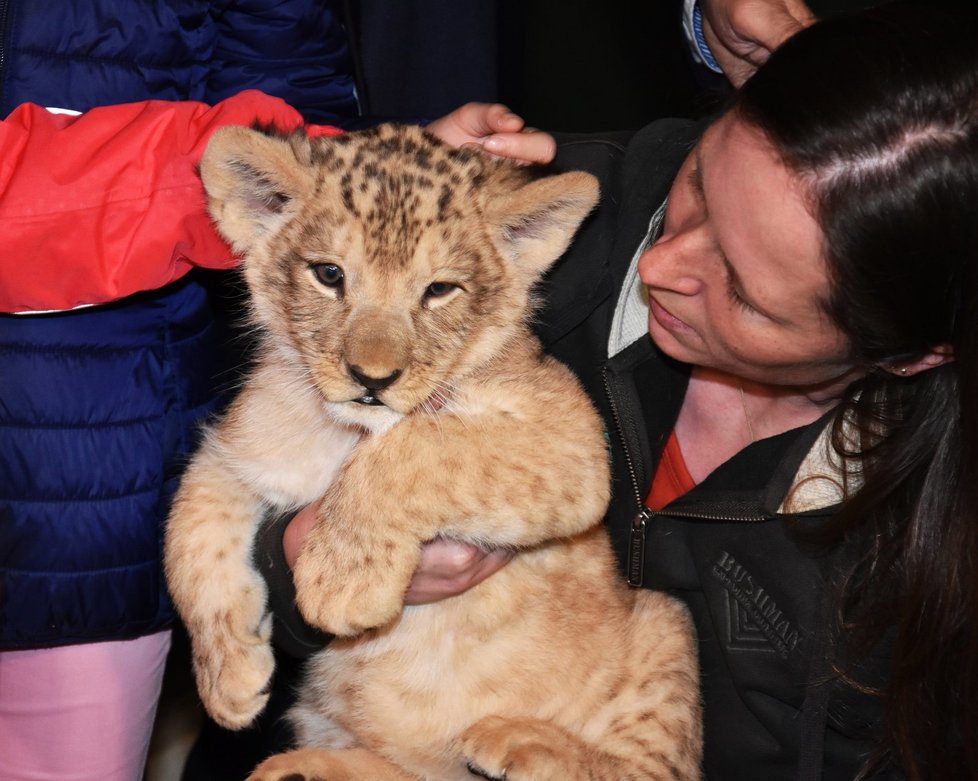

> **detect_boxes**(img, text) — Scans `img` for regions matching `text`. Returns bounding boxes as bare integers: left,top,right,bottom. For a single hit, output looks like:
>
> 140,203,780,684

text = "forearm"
331,407,609,548
254,508,334,658
0,91,341,313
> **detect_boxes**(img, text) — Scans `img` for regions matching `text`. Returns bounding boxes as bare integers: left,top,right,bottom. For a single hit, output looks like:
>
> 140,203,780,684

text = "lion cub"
164,123,701,780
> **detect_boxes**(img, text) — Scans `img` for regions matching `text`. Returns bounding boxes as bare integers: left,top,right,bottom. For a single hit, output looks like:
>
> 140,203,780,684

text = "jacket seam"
1,486,162,502
2,560,160,575
12,45,199,69
0,415,166,429
0,329,213,355
0,182,205,221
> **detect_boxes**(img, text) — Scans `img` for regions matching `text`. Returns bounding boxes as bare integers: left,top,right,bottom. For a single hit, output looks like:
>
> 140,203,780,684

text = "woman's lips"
649,295,692,332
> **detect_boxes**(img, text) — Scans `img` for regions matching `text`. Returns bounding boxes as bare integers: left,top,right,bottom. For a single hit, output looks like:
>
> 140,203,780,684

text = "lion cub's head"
201,123,598,432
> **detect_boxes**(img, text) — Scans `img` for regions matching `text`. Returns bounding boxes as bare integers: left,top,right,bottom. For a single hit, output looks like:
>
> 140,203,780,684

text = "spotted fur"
164,124,702,780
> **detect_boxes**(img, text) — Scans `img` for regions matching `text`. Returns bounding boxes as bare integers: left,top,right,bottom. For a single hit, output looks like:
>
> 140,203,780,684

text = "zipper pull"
627,507,654,587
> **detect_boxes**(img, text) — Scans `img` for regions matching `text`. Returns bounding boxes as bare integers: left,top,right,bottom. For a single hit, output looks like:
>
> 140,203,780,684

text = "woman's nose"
638,233,704,296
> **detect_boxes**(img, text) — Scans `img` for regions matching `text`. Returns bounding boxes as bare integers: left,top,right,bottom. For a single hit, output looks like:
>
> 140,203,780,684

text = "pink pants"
0,630,172,781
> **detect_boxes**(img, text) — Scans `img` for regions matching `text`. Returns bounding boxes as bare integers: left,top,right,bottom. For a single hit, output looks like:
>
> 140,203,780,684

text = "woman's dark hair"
735,4,978,778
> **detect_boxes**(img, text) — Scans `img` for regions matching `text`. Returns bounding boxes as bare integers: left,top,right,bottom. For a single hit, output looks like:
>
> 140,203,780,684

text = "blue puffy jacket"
0,0,359,124
0,0,358,648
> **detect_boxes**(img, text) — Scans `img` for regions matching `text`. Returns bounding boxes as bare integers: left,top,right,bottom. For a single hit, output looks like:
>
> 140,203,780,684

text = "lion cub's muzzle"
348,364,402,407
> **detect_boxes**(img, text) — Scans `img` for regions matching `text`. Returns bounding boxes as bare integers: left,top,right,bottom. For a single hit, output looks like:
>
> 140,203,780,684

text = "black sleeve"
254,509,334,658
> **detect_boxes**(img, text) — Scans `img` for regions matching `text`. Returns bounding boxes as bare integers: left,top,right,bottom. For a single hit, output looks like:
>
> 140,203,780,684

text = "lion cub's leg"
247,748,421,781
460,591,702,781
164,442,273,729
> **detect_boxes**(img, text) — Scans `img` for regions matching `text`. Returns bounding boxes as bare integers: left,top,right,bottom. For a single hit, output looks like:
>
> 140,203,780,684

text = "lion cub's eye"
422,281,460,307
311,263,344,290
425,282,455,298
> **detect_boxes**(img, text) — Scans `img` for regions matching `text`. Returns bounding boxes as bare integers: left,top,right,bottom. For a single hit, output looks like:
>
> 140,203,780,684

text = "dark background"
348,0,894,135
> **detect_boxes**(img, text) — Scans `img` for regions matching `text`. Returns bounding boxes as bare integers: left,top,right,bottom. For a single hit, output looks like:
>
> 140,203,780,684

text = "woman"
266,3,976,778
540,5,976,777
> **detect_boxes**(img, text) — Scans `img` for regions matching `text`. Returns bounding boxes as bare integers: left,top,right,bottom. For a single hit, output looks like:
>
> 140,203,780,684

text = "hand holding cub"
284,502,513,609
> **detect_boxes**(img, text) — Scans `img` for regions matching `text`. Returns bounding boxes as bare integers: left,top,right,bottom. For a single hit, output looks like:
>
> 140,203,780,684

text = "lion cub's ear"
200,126,317,253
487,171,599,276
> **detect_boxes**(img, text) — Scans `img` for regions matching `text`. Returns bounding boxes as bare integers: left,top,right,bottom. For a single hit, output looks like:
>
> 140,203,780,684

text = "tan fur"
164,123,702,780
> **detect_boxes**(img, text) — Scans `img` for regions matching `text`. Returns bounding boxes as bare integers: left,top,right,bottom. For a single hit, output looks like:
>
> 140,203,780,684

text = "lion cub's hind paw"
247,749,342,781
247,748,417,781
460,715,589,781
466,760,507,781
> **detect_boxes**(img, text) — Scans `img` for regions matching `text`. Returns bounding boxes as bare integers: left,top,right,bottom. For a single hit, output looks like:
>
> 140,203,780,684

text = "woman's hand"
699,0,816,86
403,538,514,605
426,102,557,166
282,503,513,605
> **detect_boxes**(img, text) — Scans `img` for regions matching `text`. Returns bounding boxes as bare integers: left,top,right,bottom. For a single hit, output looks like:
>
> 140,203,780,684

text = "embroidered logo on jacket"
712,551,801,659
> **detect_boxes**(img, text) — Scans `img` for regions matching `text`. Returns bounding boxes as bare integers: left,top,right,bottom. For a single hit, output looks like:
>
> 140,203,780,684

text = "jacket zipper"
602,366,767,588
602,366,656,587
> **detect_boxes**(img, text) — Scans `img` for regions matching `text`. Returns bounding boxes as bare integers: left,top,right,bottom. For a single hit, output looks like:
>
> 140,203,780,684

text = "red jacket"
0,89,341,313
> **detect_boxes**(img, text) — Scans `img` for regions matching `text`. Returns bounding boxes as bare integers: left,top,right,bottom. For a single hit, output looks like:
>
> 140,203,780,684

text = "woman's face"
638,112,857,388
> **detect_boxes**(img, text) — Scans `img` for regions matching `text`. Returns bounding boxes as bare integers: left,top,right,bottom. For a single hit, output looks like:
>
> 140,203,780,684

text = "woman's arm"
686,0,816,85
1,95,552,314
427,102,557,166
0,90,341,313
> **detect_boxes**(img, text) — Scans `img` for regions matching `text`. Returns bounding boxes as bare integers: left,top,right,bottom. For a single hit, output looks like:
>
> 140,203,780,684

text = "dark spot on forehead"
340,172,356,214
309,140,339,168
438,185,453,219
299,125,523,270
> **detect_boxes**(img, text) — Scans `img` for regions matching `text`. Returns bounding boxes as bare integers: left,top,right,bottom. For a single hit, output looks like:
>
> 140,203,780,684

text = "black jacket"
539,119,896,780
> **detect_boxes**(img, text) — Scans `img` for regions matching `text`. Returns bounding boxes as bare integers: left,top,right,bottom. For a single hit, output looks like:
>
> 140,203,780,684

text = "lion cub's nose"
348,365,402,391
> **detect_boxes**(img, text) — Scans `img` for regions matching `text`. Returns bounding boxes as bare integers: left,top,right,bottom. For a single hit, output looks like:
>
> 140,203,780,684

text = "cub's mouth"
353,394,386,407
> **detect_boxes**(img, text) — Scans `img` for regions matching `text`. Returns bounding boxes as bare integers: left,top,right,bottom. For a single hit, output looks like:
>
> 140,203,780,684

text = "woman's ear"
884,345,955,377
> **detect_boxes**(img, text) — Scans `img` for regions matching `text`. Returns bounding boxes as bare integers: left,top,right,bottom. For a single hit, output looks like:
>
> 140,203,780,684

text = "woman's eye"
424,281,457,300
726,278,758,315
312,263,344,288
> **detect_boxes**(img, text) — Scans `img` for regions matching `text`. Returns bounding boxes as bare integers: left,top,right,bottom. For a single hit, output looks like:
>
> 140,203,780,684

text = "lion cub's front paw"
192,609,275,730
461,716,589,781
293,527,419,637
293,550,411,637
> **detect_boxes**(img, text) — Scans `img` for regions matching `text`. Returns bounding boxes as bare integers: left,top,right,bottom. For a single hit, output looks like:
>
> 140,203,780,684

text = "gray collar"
607,200,666,359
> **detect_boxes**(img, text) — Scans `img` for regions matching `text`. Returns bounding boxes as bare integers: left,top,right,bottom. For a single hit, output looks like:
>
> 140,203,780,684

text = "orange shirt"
646,429,696,510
